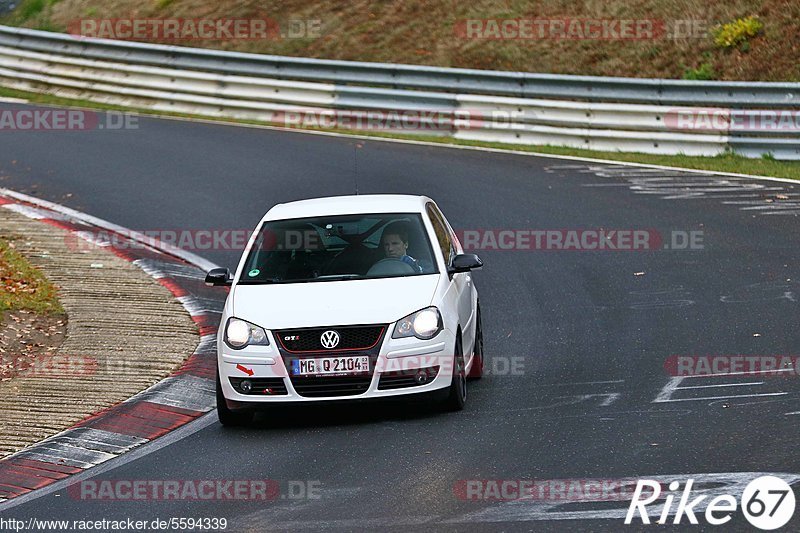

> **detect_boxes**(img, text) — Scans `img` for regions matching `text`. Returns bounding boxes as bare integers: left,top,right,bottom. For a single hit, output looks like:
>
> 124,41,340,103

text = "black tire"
216,371,254,427
467,304,483,380
443,335,467,411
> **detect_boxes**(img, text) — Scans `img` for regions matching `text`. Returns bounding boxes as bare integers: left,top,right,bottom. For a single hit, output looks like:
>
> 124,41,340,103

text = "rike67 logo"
626,476,796,530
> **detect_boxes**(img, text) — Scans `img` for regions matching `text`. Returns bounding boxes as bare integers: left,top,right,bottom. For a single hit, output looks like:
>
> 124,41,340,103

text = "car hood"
231,275,440,329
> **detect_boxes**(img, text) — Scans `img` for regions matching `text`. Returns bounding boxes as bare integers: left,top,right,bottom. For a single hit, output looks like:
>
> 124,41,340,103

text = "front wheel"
216,371,254,427
442,336,467,411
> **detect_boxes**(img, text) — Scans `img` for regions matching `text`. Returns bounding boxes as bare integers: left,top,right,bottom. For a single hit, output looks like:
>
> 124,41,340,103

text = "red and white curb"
0,190,226,502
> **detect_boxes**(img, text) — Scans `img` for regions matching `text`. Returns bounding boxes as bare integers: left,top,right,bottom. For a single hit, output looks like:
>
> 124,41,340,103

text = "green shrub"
683,62,715,80
5,0,61,25
713,16,763,48
19,0,46,20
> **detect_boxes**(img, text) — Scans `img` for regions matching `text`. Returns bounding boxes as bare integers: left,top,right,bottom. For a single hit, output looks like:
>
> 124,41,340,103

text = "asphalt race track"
1,105,799,531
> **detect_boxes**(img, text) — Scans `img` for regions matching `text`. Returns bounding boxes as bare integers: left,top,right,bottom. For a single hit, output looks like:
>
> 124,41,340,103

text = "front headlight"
225,317,270,349
392,307,443,340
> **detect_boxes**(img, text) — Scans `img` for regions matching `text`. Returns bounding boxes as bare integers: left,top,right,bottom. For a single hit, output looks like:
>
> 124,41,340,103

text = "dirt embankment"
2,0,798,81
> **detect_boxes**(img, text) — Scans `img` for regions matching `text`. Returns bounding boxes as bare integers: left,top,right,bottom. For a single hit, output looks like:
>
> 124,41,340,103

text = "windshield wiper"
311,274,362,281
237,277,282,285
238,274,363,284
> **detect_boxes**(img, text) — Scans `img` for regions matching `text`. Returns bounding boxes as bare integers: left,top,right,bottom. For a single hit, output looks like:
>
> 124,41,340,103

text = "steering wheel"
366,258,416,276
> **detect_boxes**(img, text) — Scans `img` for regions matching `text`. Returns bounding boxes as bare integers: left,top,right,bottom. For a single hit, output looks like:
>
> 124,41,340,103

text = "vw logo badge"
320,330,340,349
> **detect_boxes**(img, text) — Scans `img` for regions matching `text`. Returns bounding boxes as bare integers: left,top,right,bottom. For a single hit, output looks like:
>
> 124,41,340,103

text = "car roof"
262,194,433,221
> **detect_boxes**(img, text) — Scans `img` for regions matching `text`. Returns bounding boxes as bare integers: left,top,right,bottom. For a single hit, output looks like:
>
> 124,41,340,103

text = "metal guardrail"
0,25,798,159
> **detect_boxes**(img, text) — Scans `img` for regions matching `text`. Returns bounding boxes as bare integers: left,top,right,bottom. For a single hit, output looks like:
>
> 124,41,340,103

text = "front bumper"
218,328,456,404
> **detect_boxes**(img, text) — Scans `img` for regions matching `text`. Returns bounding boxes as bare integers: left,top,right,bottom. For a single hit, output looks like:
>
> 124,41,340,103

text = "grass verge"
0,235,63,315
2,85,799,181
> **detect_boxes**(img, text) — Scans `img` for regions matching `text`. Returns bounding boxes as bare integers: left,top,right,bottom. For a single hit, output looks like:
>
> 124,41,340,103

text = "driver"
379,222,423,273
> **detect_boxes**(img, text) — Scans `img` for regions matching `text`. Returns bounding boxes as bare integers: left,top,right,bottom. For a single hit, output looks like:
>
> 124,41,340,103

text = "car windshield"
238,213,438,284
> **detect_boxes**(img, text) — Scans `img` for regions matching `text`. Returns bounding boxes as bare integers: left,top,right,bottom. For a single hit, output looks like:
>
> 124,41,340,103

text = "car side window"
426,203,455,266
440,211,463,254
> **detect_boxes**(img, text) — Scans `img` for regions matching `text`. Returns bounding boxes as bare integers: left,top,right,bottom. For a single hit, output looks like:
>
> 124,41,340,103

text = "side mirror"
448,253,483,274
205,267,232,286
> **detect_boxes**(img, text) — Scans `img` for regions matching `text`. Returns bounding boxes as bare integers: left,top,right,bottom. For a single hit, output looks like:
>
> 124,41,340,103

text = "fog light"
240,380,252,394
414,370,428,385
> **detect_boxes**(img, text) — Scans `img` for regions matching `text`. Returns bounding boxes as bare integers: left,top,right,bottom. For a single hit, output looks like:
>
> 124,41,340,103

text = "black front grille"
378,366,440,390
276,325,385,353
290,375,373,397
275,324,387,398
229,377,288,395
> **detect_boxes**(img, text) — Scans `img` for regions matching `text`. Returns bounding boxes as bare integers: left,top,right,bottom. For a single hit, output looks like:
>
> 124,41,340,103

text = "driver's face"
382,234,408,258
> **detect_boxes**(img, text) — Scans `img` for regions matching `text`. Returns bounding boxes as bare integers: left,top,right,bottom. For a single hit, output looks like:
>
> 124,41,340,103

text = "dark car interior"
241,214,437,283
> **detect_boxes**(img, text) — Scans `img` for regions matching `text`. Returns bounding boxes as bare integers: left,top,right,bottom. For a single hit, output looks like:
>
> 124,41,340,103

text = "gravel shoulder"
0,207,199,458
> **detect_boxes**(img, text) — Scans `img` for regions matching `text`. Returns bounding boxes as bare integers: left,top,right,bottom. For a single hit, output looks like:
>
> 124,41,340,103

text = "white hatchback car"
206,195,483,425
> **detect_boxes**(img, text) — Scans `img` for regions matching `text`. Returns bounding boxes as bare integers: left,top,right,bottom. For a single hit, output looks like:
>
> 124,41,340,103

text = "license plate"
292,355,370,376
